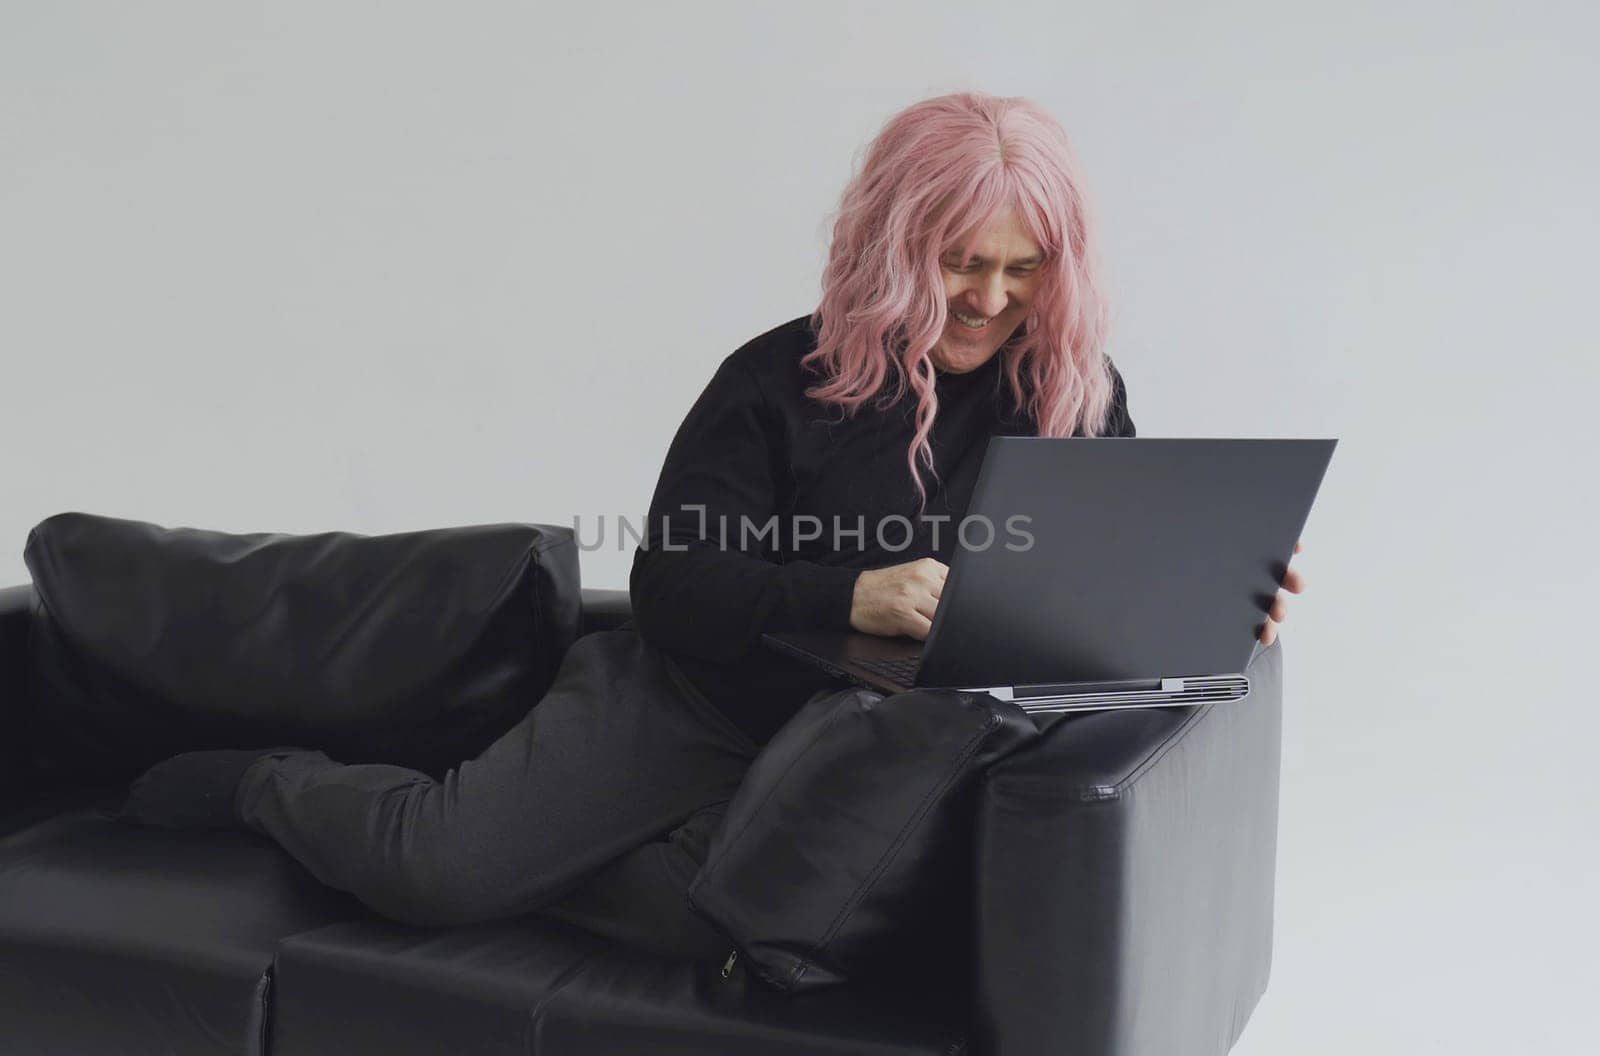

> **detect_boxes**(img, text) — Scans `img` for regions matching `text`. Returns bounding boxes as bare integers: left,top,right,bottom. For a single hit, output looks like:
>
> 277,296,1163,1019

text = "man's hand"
1259,541,1307,646
850,557,948,640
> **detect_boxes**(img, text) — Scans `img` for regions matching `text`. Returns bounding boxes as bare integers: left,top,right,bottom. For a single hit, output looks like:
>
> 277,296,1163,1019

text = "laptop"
764,437,1336,716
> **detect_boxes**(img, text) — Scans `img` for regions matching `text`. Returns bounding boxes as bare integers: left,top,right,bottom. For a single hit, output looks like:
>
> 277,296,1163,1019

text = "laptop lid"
915,437,1335,688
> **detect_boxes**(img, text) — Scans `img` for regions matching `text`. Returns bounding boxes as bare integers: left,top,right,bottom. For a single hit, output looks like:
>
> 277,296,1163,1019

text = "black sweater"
629,315,1136,746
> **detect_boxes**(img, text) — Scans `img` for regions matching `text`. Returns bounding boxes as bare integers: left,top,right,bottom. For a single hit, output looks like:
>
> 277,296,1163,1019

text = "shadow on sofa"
0,582,1283,1056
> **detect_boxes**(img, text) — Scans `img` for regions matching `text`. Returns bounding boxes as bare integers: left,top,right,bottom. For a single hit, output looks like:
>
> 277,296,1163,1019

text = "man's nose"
968,273,1008,317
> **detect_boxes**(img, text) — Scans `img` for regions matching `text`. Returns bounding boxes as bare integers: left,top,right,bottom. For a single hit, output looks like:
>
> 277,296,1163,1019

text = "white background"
3,2,1595,1051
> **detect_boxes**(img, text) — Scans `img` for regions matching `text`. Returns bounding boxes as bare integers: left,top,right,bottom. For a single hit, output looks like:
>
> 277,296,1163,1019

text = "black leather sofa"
0,581,1284,1056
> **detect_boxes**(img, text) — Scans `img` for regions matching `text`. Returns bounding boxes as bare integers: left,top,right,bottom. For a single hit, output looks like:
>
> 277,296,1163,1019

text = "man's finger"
1282,567,1306,593
906,611,934,641
1269,594,1288,622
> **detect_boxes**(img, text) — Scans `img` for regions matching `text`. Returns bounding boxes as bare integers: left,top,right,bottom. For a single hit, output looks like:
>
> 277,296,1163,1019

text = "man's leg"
234,630,757,927
538,801,733,958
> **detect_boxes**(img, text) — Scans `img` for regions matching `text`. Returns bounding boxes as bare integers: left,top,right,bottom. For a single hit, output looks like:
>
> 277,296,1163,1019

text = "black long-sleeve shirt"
630,314,1135,746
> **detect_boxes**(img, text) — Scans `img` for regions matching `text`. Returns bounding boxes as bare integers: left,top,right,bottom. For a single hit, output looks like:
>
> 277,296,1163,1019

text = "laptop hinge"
965,678,1189,701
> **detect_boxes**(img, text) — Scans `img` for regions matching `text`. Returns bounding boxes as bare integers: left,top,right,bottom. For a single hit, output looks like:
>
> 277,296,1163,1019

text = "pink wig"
805,92,1116,507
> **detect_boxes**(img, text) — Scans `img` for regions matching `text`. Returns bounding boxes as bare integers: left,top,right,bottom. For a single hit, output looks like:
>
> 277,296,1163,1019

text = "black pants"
235,630,759,957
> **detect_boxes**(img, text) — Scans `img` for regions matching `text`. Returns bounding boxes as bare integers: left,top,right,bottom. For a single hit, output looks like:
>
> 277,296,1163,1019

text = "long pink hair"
805,91,1116,507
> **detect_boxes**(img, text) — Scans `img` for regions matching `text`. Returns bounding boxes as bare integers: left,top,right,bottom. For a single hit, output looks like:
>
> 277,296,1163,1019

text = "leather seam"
527,529,572,557
987,702,1216,802
253,965,273,1056
526,529,576,667
986,783,1126,804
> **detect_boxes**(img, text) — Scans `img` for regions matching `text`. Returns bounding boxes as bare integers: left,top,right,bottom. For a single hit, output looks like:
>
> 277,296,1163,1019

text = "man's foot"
115,747,308,830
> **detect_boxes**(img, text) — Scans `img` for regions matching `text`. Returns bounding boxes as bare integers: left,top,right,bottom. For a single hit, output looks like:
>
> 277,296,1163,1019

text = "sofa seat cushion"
0,801,367,1056
268,916,966,1056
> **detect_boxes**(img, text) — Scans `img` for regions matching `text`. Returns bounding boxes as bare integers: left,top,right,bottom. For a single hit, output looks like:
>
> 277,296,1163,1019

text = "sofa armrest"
972,640,1283,1056
0,584,36,806
580,588,633,636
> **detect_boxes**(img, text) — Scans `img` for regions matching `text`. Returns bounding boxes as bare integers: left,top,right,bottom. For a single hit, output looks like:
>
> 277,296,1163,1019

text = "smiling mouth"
951,311,992,330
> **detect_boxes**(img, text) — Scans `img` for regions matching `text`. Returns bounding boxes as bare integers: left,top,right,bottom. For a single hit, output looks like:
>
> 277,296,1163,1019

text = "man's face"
931,205,1047,374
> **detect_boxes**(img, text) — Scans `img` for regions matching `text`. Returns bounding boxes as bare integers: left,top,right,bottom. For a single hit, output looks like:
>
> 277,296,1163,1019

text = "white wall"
3,2,1594,1051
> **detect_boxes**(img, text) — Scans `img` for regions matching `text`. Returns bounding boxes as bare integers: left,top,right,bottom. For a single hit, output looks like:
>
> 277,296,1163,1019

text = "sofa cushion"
688,686,1037,992
266,916,964,1056
0,799,367,1056
22,512,581,785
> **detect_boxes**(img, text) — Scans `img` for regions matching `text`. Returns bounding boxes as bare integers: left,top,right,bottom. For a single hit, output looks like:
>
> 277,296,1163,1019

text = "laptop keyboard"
855,656,921,687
